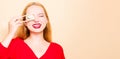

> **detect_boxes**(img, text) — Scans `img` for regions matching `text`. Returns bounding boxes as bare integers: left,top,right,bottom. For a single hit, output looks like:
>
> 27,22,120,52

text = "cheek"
25,22,33,29
40,18,48,29
40,17,48,24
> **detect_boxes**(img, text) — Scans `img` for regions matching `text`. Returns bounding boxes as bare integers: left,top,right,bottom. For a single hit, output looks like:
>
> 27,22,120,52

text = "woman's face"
25,5,48,33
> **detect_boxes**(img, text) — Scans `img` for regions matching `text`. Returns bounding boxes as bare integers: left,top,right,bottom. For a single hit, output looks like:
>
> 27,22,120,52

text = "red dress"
0,37,65,59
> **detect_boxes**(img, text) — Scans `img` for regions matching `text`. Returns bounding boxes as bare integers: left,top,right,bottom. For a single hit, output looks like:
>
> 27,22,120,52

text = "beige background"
0,0,120,59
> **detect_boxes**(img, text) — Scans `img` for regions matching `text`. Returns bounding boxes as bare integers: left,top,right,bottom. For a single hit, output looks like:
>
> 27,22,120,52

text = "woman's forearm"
1,32,15,48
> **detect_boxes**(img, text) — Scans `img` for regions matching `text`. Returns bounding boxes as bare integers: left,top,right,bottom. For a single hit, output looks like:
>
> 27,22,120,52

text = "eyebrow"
37,13,45,16
38,13,44,15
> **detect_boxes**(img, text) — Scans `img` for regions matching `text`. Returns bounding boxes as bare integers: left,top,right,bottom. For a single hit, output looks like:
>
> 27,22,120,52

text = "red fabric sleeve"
51,43,65,59
0,43,8,59
0,38,23,59
59,46,65,59
56,43,65,59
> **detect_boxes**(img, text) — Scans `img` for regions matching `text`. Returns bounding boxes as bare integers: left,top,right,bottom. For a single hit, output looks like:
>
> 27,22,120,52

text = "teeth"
26,14,35,21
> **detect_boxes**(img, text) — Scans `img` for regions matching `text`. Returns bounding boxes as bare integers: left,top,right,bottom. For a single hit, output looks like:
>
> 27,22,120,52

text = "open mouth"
32,23,41,29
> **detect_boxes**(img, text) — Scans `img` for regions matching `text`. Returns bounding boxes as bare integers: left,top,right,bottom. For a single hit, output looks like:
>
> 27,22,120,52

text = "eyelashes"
38,13,44,17
39,15,44,17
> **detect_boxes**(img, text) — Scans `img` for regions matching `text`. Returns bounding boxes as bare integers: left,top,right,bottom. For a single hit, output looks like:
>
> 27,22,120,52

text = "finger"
14,19,23,25
11,15,25,22
16,15,26,19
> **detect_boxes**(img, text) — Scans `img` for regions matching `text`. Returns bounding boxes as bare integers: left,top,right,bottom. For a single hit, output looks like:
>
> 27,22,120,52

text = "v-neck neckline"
22,40,52,59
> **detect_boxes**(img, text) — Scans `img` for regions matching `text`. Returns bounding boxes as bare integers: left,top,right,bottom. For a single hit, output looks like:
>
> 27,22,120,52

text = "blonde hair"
16,2,52,42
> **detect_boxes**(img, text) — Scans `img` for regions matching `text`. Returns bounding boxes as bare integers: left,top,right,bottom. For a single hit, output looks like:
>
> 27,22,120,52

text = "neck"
27,31,46,44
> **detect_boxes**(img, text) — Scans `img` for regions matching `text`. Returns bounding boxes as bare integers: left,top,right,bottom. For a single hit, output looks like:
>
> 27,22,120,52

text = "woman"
0,2,65,59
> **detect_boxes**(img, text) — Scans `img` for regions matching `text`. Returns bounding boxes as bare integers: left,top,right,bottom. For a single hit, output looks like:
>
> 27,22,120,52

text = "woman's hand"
1,16,24,48
8,16,23,35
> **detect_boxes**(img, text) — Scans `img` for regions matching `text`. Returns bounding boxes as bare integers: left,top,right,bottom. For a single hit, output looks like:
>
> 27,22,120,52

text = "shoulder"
50,42,64,51
12,37,23,42
49,42,65,58
9,37,23,46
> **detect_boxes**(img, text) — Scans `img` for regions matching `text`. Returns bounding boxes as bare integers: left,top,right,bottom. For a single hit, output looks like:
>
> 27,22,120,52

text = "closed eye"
38,13,44,17
39,15,44,17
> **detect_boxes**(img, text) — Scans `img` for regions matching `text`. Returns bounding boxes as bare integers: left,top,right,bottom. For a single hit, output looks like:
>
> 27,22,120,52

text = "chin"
30,28,44,33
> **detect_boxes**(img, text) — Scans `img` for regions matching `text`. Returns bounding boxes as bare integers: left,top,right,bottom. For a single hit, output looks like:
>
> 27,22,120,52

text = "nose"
33,16,40,23
34,19,39,23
